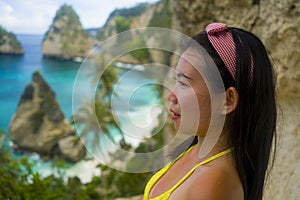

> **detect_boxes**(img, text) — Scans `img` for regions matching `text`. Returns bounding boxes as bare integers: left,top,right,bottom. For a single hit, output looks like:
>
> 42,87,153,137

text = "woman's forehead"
176,54,204,78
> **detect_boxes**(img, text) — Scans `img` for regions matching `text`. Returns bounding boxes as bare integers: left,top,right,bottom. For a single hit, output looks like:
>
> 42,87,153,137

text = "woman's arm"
137,195,144,200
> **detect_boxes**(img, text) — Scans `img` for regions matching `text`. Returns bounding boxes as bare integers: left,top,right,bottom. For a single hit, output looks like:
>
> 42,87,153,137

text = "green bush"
0,129,159,199
115,16,132,33
0,130,99,199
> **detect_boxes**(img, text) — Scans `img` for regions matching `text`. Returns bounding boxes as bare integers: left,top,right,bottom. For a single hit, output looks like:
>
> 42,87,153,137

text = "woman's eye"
179,81,188,87
174,77,188,87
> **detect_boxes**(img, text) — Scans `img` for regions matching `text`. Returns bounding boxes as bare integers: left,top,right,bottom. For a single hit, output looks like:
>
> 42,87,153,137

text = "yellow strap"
144,147,233,200
166,148,233,195
144,145,196,199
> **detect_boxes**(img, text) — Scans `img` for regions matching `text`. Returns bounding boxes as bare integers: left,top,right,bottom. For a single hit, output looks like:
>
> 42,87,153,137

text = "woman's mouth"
170,109,181,120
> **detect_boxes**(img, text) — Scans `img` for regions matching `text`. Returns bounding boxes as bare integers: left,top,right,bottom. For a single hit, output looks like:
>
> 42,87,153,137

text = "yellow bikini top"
143,145,233,200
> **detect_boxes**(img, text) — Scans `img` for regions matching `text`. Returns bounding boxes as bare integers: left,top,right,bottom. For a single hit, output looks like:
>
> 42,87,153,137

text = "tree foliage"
0,129,162,199
72,53,124,150
107,3,149,21
148,0,172,28
0,130,100,199
115,16,132,33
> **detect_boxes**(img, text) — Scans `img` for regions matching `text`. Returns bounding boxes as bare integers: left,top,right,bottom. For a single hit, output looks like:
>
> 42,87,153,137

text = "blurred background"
0,0,299,199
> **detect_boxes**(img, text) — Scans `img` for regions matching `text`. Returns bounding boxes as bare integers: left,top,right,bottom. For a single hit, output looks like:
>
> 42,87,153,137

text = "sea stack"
9,71,86,162
0,26,24,55
42,4,93,60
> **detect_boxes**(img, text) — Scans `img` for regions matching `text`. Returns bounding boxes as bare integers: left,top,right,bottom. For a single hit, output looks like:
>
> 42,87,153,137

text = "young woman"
140,23,277,200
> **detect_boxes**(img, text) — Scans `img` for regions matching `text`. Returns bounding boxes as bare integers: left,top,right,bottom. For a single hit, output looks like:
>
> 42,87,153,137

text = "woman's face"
167,53,211,136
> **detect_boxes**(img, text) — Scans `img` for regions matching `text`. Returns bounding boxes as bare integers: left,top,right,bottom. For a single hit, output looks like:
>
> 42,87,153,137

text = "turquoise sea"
0,34,161,131
0,34,82,130
0,34,162,182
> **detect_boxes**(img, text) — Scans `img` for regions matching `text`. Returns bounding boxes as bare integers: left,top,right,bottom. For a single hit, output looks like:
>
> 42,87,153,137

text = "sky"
0,0,159,34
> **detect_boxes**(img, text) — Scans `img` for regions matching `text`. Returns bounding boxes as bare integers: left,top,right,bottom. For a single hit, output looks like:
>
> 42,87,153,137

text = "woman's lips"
170,109,181,120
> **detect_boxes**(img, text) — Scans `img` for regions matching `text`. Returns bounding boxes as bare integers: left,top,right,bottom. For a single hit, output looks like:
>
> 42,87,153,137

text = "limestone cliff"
0,26,24,55
42,4,93,60
9,71,86,162
96,0,172,64
170,0,300,199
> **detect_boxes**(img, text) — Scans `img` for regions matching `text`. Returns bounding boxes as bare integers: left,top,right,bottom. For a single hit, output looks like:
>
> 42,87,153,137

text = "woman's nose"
167,90,177,104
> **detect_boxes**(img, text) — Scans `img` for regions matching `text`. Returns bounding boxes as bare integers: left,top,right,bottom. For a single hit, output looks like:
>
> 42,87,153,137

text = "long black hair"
172,28,277,200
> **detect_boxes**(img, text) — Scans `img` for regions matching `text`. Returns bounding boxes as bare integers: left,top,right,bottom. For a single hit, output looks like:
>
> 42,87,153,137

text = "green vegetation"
148,0,172,28
73,53,122,148
0,130,100,199
0,128,158,199
53,4,80,27
107,3,149,20
93,165,152,199
115,16,132,33
127,35,152,62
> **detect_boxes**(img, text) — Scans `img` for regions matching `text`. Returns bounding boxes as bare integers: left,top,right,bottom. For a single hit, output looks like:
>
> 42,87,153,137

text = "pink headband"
206,23,236,80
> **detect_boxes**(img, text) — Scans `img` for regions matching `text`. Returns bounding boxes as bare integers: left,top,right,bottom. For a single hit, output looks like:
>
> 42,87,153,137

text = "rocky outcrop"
170,0,300,199
97,3,155,41
0,26,24,55
42,4,93,61
9,71,86,162
97,0,172,65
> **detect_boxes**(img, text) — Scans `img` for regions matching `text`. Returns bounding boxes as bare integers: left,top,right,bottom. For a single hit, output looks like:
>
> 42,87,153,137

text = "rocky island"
42,4,93,61
9,71,86,162
0,26,24,55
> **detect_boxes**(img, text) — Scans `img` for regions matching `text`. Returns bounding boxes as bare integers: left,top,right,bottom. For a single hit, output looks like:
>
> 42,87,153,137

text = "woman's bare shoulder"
187,166,244,200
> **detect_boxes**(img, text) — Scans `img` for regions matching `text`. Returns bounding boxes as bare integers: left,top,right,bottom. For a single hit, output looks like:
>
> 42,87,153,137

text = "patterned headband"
206,23,237,80
206,23,254,82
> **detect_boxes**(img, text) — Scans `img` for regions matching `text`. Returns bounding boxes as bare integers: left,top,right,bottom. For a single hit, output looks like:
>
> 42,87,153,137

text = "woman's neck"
192,133,230,161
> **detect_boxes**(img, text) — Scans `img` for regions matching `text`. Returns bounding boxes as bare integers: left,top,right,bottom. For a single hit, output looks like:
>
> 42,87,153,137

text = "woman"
140,23,277,200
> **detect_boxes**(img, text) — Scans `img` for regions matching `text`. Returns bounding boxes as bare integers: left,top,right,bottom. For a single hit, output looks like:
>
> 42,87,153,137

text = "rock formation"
0,26,24,54
169,0,300,199
42,4,93,60
9,71,86,162
96,0,173,65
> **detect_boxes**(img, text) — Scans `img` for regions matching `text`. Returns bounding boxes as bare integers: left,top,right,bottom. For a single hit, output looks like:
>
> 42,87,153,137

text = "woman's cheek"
177,93,201,135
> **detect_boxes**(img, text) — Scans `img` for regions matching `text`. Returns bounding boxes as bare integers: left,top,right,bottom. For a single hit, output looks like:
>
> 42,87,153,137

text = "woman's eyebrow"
176,72,193,80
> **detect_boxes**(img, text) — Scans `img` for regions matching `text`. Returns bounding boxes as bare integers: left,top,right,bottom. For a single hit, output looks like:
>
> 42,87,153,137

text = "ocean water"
0,34,161,132
0,34,82,130
0,34,162,182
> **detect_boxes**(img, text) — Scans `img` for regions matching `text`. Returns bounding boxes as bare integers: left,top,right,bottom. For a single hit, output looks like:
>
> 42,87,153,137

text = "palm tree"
73,52,126,152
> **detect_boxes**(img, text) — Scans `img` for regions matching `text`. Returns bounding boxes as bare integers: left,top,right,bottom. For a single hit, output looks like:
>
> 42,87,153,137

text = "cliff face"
170,0,300,199
97,0,172,64
0,26,24,55
42,4,93,60
9,71,86,162
97,3,155,40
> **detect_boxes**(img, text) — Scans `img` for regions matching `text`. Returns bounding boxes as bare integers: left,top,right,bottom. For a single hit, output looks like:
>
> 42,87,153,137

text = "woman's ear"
223,87,239,115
